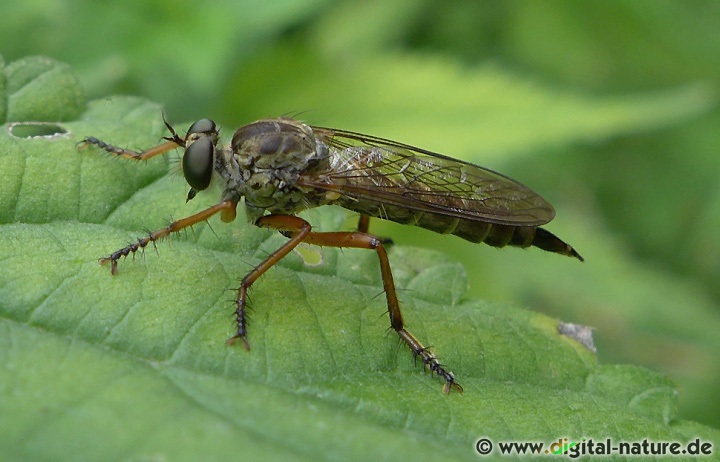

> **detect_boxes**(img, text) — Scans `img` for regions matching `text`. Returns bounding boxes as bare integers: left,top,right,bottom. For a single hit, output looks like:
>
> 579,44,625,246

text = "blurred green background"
1,0,718,429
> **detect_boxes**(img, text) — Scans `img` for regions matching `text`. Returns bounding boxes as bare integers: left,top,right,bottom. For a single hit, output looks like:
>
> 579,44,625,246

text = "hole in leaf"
8,122,69,139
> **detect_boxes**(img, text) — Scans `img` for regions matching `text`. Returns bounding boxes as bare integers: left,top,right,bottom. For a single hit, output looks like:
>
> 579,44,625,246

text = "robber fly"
80,116,583,394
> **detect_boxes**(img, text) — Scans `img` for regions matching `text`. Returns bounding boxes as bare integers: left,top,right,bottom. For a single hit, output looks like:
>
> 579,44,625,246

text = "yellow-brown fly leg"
356,214,394,247
226,215,313,350
77,114,184,161
100,200,237,275
78,137,180,161
258,214,462,393
357,214,371,233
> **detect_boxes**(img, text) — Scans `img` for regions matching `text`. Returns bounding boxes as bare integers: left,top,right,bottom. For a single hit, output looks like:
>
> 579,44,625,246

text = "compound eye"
188,118,216,134
182,138,214,190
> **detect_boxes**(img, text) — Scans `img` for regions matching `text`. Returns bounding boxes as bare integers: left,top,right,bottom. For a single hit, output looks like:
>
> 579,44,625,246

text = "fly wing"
299,127,555,226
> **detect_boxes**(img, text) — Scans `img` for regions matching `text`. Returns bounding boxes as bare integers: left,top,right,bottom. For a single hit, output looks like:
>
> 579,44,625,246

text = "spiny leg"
78,137,180,161
226,215,312,350
77,113,185,161
256,214,462,393
100,200,237,274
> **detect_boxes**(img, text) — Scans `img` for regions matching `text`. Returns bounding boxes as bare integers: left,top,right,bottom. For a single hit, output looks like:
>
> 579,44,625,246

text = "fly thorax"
230,118,321,214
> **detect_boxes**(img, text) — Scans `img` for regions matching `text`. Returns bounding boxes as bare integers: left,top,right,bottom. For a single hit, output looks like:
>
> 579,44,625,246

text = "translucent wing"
298,127,555,226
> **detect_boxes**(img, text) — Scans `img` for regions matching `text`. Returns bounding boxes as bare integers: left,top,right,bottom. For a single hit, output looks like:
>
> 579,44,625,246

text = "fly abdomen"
413,210,582,260
454,220,582,261
336,195,583,260
531,227,584,261
448,219,531,247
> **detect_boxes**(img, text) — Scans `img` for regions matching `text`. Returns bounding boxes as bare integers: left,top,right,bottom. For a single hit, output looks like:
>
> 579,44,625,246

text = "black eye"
187,118,216,134
182,138,214,190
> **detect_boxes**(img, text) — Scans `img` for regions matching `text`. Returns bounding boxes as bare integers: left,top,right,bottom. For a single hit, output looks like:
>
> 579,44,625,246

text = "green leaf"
4,56,85,122
2,56,719,460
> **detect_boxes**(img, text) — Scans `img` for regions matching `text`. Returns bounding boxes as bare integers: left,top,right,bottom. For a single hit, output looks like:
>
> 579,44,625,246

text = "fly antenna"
162,111,185,146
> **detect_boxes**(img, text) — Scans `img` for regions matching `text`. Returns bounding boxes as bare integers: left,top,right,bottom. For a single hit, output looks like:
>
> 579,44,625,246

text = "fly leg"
226,215,313,350
77,113,185,160
356,214,393,247
357,214,371,233
98,200,238,275
78,137,180,160
254,214,462,393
